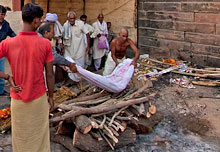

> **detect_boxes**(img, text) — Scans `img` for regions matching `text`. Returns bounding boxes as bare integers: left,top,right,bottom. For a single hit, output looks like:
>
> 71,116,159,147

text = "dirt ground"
0,60,220,151
153,74,220,144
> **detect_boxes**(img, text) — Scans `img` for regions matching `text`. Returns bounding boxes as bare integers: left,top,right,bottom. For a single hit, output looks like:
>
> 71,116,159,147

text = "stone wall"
138,0,220,67
5,11,22,34
24,0,137,42
0,0,22,34
0,0,12,9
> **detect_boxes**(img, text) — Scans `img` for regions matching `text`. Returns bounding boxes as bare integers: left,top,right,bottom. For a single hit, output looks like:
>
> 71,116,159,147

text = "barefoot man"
103,28,140,76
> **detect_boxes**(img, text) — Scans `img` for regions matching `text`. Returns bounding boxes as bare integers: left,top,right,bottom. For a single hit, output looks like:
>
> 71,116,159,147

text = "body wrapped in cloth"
66,57,134,93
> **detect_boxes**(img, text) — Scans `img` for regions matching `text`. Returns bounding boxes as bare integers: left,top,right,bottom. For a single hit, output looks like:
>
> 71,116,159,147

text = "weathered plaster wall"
0,0,12,9
25,0,137,42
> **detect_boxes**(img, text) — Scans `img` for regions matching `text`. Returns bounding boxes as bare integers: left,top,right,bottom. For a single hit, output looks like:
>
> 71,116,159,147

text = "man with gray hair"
63,12,90,74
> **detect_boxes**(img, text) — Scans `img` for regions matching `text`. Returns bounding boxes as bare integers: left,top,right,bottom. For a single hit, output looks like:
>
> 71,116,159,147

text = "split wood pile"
50,79,162,152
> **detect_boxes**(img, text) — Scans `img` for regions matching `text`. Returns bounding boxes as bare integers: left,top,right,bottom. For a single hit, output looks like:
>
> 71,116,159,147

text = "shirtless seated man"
103,28,140,76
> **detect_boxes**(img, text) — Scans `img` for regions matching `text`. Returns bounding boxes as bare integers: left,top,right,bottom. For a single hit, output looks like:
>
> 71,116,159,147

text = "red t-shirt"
0,32,54,102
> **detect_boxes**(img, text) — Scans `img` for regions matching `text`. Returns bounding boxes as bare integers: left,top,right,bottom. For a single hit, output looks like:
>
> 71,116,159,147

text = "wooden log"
68,96,111,107
58,96,111,111
50,93,156,123
125,80,152,100
60,90,106,105
130,77,151,89
89,118,99,129
74,115,92,134
89,131,103,141
115,116,132,121
100,115,107,129
93,118,119,143
73,129,109,152
99,130,115,150
144,64,220,78
105,118,119,131
77,85,95,97
127,113,163,134
147,58,220,74
204,67,220,71
192,80,220,87
73,127,136,152
50,128,81,152
128,106,140,117
109,126,119,137
91,109,118,117
109,106,128,126
138,103,146,115
55,121,75,135
121,88,137,98
106,117,126,132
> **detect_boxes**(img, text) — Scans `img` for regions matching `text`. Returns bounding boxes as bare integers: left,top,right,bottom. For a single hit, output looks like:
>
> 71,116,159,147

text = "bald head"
120,28,128,35
119,28,129,42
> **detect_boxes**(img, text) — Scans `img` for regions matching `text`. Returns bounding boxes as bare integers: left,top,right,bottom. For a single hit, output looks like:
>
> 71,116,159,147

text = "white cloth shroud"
65,56,134,93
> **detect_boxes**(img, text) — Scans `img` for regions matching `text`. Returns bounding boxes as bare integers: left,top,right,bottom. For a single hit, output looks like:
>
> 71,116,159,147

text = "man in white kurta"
80,15,94,68
63,11,90,81
91,13,108,71
63,12,89,68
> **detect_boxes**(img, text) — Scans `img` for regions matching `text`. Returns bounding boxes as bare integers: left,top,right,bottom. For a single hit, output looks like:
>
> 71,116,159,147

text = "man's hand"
69,62,78,73
8,76,22,93
48,97,54,112
59,43,65,56
131,60,136,66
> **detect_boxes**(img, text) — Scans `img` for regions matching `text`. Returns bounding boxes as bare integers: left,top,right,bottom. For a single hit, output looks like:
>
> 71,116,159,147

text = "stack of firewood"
50,80,161,152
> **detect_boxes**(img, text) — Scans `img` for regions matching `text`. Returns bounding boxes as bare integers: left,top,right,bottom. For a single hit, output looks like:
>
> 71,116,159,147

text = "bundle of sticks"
50,81,160,152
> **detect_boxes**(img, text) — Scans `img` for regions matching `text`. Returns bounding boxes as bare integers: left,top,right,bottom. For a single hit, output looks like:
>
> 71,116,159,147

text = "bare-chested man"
103,28,140,76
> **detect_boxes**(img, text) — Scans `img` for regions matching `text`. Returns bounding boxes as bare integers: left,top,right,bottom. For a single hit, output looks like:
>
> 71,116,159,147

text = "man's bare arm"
129,39,140,65
45,62,55,112
0,72,22,92
110,40,119,65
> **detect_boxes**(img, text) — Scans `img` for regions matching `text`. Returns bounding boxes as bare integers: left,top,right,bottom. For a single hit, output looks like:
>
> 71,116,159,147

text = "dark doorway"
21,0,24,9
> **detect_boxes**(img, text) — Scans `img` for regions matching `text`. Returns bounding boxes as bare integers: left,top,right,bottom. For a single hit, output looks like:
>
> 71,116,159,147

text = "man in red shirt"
0,3,54,152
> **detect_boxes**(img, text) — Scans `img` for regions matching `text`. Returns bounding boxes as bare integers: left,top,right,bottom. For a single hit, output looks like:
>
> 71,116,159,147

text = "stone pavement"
0,133,69,152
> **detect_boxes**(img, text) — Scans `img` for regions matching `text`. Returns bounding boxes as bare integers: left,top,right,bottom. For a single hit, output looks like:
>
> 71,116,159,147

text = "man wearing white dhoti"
63,11,90,81
91,13,108,70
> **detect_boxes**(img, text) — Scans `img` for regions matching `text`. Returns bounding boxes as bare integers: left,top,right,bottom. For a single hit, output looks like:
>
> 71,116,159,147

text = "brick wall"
24,0,137,42
138,0,220,67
